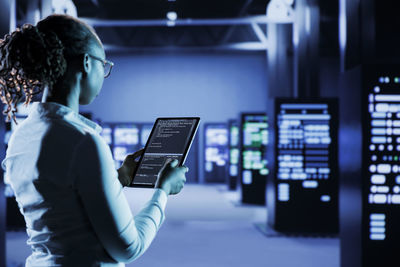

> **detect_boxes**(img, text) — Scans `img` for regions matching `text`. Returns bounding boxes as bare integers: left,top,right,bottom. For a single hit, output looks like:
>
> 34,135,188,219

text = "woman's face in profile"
79,42,105,105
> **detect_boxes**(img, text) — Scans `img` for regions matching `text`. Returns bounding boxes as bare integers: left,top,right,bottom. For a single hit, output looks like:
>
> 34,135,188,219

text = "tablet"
129,117,200,188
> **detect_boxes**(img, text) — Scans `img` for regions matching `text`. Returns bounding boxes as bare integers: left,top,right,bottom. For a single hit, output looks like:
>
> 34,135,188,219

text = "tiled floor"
6,184,339,267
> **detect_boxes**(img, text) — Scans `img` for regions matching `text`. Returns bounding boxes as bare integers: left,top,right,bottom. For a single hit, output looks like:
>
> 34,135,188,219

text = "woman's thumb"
169,159,179,168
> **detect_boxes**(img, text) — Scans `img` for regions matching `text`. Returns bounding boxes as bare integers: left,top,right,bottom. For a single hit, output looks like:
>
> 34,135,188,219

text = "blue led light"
369,213,386,240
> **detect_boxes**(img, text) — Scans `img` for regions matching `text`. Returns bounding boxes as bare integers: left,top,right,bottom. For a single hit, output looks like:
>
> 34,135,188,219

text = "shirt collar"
29,102,102,134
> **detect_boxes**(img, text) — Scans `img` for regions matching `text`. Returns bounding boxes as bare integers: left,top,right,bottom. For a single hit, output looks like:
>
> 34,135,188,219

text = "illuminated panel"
100,125,113,146
113,146,129,162
140,124,153,147
204,124,229,183
112,124,140,167
274,99,338,233
229,120,240,181
277,103,331,201
114,125,139,146
242,116,269,178
240,114,268,205
362,66,400,266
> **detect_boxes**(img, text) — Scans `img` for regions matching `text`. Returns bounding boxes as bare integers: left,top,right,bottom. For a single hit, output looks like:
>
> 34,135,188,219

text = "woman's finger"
127,148,145,159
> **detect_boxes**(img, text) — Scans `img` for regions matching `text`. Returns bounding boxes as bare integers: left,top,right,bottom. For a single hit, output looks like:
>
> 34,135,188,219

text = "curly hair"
0,14,100,123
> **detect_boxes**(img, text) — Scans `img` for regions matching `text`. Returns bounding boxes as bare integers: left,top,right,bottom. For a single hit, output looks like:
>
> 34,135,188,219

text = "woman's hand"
155,159,188,195
117,149,144,187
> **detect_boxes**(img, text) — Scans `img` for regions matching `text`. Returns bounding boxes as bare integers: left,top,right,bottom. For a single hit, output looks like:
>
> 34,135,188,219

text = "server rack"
203,123,229,183
183,130,199,184
228,119,240,190
240,113,269,205
139,123,153,148
361,64,400,266
112,123,141,168
270,98,339,233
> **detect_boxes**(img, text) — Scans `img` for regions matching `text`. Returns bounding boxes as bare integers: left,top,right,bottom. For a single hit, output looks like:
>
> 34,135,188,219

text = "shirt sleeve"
72,133,168,263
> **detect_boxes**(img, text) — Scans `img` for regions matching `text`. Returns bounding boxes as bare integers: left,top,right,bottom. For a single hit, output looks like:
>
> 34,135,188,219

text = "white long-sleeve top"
1,101,168,266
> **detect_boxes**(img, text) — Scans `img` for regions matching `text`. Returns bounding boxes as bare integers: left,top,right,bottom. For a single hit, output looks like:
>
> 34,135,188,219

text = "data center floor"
6,184,339,267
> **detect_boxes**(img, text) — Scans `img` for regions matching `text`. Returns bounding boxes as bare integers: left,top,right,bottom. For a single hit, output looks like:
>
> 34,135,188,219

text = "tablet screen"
130,118,200,187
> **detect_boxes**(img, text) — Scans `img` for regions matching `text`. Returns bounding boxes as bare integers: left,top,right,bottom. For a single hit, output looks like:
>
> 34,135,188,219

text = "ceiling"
71,0,270,19
15,0,338,55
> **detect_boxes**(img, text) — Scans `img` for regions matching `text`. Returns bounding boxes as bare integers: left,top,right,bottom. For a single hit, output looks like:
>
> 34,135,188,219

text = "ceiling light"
167,11,178,21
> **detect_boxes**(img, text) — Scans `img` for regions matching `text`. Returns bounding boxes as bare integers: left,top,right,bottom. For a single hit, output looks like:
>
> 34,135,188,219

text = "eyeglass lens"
104,62,112,78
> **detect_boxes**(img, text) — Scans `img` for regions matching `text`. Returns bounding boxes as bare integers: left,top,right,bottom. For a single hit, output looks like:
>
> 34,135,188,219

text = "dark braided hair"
0,14,100,123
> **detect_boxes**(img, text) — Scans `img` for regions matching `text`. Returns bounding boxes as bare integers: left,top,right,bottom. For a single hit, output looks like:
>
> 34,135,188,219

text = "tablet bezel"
129,117,200,188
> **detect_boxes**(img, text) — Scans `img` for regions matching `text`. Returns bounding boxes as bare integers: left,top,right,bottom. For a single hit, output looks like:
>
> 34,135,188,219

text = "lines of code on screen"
133,119,197,186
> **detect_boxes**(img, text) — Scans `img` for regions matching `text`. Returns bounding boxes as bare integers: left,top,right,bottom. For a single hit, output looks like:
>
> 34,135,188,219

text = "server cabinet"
204,123,229,183
184,131,199,184
270,99,339,233
228,120,240,190
139,123,153,148
99,123,113,147
240,114,269,205
112,123,141,168
361,64,400,266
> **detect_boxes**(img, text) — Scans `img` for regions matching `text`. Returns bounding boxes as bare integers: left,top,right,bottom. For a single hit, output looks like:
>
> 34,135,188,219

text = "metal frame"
80,15,293,27
81,15,293,51
12,0,296,52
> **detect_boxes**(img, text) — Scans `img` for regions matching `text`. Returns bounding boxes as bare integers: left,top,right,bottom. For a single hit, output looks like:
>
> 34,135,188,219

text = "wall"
81,51,268,122
81,50,269,183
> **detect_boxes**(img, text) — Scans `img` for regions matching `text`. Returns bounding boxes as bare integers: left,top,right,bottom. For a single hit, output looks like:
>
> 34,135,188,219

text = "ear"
81,53,91,76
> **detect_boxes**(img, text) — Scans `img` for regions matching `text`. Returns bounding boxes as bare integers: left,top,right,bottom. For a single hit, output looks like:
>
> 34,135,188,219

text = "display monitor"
362,64,400,266
228,119,240,190
272,99,338,233
112,123,140,167
240,113,268,205
114,124,139,146
113,146,129,162
140,124,153,147
100,124,113,146
204,124,229,183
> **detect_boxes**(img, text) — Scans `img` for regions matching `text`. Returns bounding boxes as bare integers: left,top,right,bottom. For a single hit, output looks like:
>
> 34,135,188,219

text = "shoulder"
76,131,109,156
9,116,106,159
72,128,117,188
72,128,113,168
11,115,91,141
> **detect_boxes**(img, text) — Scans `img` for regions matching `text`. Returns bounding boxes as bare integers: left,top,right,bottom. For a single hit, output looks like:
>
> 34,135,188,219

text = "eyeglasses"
88,54,114,78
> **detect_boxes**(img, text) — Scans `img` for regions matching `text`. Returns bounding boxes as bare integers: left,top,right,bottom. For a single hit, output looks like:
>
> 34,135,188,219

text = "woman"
0,14,187,266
